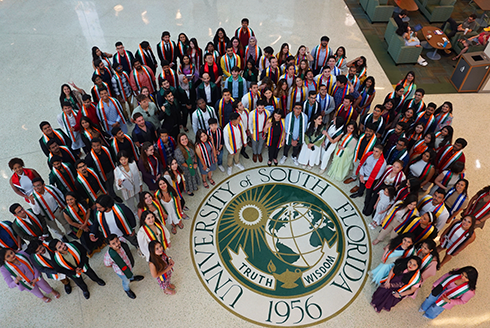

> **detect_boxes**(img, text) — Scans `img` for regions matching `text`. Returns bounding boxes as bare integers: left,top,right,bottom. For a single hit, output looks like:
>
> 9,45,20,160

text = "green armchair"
387,33,423,64
360,0,370,12
385,18,399,46
414,0,456,23
366,0,395,23
442,21,484,55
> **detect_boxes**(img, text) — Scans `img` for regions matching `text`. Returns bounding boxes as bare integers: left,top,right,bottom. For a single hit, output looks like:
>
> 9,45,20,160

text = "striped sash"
32,253,59,280
142,221,169,250
0,222,20,249
51,164,76,192
54,243,88,277
76,168,107,203
90,147,115,182
15,211,43,237
435,275,470,307
33,186,65,221
251,109,270,141
97,205,132,238
466,191,490,220
4,254,38,290
444,188,467,215
97,97,126,132
112,134,139,161
440,221,471,255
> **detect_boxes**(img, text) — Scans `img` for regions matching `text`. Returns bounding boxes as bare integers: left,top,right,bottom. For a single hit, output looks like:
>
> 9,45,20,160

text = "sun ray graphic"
219,185,282,257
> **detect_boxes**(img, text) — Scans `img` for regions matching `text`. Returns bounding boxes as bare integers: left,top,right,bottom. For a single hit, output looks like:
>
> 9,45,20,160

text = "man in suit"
10,203,51,242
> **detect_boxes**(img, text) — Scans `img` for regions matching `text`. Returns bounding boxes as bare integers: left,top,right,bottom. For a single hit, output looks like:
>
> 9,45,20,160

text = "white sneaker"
227,167,232,176
319,169,326,174
293,157,299,166
218,165,225,172
279,156,287,164
235,163,245,170
302,165,307,169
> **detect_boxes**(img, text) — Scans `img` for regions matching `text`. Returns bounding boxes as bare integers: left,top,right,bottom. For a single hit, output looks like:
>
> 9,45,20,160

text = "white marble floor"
0,0,489,327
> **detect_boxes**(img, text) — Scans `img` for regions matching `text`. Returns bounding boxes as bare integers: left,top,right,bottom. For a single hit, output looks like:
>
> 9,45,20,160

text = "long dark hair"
393,256,422,284
167,158,184,182
0,248,10,266
79,116,97,132
437,125,454,149
448,266,478,290
410,149,436,167
178,33,190,46
343,121,358,137
213,28,230,47
452,178,469,196
156,177,178,199
423,132,436,149
59,84,78,108
149,240,167,274
359,76,375,94
400,71,416,86
137,191,155,210
401,193,418,208
415,239,440,266
388,233,414,251
140,142,163,173
306,114,324,137
139,210,161,228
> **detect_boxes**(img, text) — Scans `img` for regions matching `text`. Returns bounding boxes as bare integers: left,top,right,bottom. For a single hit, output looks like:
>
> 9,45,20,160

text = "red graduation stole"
355,152,385,189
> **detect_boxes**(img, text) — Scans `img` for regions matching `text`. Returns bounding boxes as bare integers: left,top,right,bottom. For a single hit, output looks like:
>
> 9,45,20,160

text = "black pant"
363,186,380,216
105,171,117,199
268,146,280,162
283,143,301,158
123,233,139,248
71,265,101,292
442,18,458,39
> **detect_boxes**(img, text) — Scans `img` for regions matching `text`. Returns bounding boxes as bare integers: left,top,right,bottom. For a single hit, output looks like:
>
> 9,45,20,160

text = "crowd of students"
0,18,481,319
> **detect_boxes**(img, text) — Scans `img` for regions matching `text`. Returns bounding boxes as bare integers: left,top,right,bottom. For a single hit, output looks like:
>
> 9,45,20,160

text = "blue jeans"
117,273,133,291
420,292,445,319
217,149,224,166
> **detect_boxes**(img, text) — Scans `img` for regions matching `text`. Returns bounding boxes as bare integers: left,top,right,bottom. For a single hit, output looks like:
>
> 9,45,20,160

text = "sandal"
43,297,52,303
52,290,60,299
177,221,184,229
209,179,215,186
164,288,176,295
203,182,209,189
169,283,176,289
171,225,177,235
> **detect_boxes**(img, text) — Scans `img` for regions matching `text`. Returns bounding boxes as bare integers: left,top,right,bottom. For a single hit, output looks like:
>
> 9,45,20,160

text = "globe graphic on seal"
264,202,336,268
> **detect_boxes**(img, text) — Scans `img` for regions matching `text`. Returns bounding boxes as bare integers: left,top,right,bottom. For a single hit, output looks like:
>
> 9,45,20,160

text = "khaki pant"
375,219,400,242
44,207,71,238
227,148,242,167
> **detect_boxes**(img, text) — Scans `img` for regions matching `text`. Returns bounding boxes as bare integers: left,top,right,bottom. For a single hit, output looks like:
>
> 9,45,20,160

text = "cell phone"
311,146,315,151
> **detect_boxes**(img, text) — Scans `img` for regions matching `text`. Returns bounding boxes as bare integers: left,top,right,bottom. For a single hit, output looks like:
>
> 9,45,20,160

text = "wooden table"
421,26,451,60
395,0,418,11
473,0,490,27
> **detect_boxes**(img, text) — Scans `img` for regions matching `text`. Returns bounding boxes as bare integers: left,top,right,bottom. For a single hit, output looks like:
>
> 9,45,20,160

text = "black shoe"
83,291,90,299
62,236,69,243
96,279,106,286
350,193,361,199
241,150,249,159
64,283,72,294
132,275,144,282
114,196,124,203
125,289,136,299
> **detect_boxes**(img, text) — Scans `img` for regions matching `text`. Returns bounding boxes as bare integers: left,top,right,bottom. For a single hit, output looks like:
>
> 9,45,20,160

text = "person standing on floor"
223,112,247,175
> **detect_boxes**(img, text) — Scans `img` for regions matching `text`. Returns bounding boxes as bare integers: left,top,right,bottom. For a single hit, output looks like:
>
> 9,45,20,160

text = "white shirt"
241,93,257,111
192,107,217,134
237,111,249,132
224,123,244,154
17,173,34,196
31,187,63,215
419,200,450,232
57,112,84,150
359,155,387,180
204,84,212,103
248,110,267,134
104,210,125,237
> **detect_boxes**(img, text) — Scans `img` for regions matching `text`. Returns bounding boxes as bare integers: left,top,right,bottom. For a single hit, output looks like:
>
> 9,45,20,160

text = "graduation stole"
82,127,103,144
144,200,167,225
52,163,76,192
407,131,422,143
417,249,434,271
33,186,65,221
317,75,336,95
90,147,115,182
313,45,329,69
357,66,367,79
295,54,307,65
156,137,175,167
137,45,154,67
157,253,172,282
197,141,215,168
358,88,375,116
259,54,270,70
354,133,376,162
387,146,408,164
406,99,425,114
435,275,470,307
441,171,464,188
109,247,133,279
265,66,280,84
147,155,161,181
113,134,139,161
10,169,36,195
467,191,490,220
143,221,169,250
441,221,471,255
179,63,196,78
315,94,330,114
64,203,90,227
97,97,126,132
197,107,217,131
159,69,178,88
112,71,130,101
92,82,112,102
168,170,185,200
208,128,223,152
54,243,88,277
133,66,155,93
4,254,38,290
382,243,413,263
237,26,253,39
381,269,421,294
61,111,78,142
101,57,112,68
42,129,67,147
412,139,428,156
336,57,345,68
95,65,112,79
0,222,19,249
387,91,405,111
305,79,318,93
217,98,234,127
416,161,433,182
266,119,285,148
77,168,107,203
80,103,94,119
348,74,360,89
438,146,463,171
445,188,467,215
419,195,446,219
97,205,132,238
374,166,405,190
225,123,245,154
203,61,219,79
14,210,43,237
333,84,349,104
155,190,184,220
226,76,245,99
286,113,305,144
114,50,133,71
177,41,187,57
289,87,306,112
245,45,260,62
381,202,415,229
159,41,175,62
396,217,435,242
204,50,220,63
32,253,59,280
414,112,435,134
49,146,76,165
251,109,270,141
246,91,259,111
355,152,385,189
363,113,384,134
402,81,415,97
334,132,354,157
223,53,239,73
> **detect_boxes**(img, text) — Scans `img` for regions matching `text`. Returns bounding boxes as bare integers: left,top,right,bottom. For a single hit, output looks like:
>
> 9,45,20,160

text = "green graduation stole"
109,247,133,279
